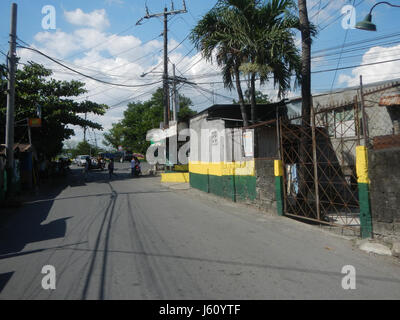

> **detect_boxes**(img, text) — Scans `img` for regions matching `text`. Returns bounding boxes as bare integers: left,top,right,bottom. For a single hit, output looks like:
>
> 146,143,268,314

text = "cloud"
338,44,400,87
17,6,291,147
64,8,110,30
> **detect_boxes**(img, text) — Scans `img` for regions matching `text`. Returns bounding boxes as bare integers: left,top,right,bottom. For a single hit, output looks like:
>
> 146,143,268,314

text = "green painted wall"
358,182,372,238
190,172,256,203
190,172,209,193
275,176,284,216
234,175,257,201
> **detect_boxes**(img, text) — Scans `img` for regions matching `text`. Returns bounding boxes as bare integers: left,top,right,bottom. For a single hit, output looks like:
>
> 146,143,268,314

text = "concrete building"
188,102,289,207
185,78,400,237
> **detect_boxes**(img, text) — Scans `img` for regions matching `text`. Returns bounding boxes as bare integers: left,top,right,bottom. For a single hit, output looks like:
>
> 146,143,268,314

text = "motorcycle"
133,164,141,177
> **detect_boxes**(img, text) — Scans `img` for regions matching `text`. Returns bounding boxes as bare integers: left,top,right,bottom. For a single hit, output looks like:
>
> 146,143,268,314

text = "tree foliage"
0,62,108,159
191,0,307,125
70,141,103,158
233,89,271,104
103,88,196,155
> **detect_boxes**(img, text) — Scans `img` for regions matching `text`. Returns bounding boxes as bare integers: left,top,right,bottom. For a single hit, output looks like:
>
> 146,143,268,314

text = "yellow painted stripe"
161,172,190,183
274,160,284,177
189,160,255,176
356,146,370,184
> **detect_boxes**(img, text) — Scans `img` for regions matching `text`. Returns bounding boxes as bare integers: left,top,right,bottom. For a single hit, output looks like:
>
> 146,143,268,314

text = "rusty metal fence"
361,83,400,150
279,101,361,230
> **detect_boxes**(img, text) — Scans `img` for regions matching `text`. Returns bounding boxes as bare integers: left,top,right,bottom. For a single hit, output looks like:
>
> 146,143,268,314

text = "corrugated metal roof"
379,94,400,106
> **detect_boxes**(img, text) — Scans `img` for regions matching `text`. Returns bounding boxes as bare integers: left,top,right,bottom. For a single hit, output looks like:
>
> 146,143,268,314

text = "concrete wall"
189,114,258,203
368,147,400,236
254,159,277,213
255,126,279,159
189,114,279,213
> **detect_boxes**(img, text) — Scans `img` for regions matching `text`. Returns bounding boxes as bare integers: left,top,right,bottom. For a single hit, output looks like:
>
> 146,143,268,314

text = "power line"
312,57,400,74
17,45,163,88
318,0,365,32
107,84,162,110
17,36,163,80
330,0,356,91
312,39,400,60
312,31,400,55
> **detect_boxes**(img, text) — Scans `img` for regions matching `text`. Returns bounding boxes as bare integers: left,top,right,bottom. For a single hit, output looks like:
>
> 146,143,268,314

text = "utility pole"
298,0,312,210
136,0,187,129
172,64,177,122
84,112,87,142
93,129,98,149
163,8,169,127
359,75,369,147
5,3,17,192
298,0,312,126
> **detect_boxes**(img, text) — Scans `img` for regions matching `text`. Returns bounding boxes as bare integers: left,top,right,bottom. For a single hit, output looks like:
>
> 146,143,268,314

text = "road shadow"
0,272,14,293
0,196,71,256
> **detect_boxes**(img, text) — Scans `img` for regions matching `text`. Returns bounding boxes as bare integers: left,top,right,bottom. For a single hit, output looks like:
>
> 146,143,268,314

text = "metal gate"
279,101,361,230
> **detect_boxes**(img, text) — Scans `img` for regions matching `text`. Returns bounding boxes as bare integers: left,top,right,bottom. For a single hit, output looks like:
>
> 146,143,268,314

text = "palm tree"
191,0,304,125
229,0,302,122
191,4,249,126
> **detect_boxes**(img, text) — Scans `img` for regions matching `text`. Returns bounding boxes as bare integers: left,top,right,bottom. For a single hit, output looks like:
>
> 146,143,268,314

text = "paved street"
0,162,399,300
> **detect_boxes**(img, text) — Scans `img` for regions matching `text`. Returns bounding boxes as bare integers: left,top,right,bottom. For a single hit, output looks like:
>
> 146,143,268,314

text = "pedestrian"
132,156,141,177
108,158,115,180
130,157,136,177
84,157,90,181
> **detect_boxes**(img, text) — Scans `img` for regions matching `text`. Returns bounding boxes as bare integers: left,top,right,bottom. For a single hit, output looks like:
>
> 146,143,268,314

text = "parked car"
76,155,89,167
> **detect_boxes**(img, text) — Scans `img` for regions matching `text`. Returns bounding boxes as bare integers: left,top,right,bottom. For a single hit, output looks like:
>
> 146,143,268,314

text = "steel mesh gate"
279,102,361,230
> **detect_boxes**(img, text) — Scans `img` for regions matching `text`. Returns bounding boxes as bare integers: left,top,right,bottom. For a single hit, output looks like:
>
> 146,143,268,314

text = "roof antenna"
183,0,187,12
171,1,175,11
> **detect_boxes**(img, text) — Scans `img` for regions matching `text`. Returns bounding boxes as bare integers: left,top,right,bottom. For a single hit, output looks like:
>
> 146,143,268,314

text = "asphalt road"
0,162,399,300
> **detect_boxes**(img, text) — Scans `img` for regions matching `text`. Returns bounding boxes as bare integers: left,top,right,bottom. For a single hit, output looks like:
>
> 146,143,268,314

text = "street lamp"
355,1,400,31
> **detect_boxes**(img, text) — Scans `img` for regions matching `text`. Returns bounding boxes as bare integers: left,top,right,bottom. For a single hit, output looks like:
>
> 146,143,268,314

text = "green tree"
103,88,196,155
191,0,304,124
71,141,103,158
191,4,249,126
233,89,271,104
103,122,125,151
0,62,108,159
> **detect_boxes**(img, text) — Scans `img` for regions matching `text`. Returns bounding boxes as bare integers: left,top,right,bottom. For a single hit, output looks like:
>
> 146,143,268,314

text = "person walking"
132,156,141,177
108,158,115,180
84,156,90,181
130,157,136,177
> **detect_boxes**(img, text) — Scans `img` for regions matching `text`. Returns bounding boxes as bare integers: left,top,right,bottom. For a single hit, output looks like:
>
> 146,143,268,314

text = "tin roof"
379,94,400,106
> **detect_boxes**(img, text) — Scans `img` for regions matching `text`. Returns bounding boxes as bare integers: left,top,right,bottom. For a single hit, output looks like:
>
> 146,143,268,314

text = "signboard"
118,145,123,151
28,118,42,127
243,129,254,157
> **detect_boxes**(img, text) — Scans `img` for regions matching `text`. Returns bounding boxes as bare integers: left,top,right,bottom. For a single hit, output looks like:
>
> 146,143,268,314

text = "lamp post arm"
370,1,400,14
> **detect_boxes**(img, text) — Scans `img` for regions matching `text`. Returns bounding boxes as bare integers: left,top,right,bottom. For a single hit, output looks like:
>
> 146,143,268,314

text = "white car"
76,155,89,167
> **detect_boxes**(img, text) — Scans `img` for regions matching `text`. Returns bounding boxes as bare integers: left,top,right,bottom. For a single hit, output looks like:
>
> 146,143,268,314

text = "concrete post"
356,146,373,238
274,160,284,216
